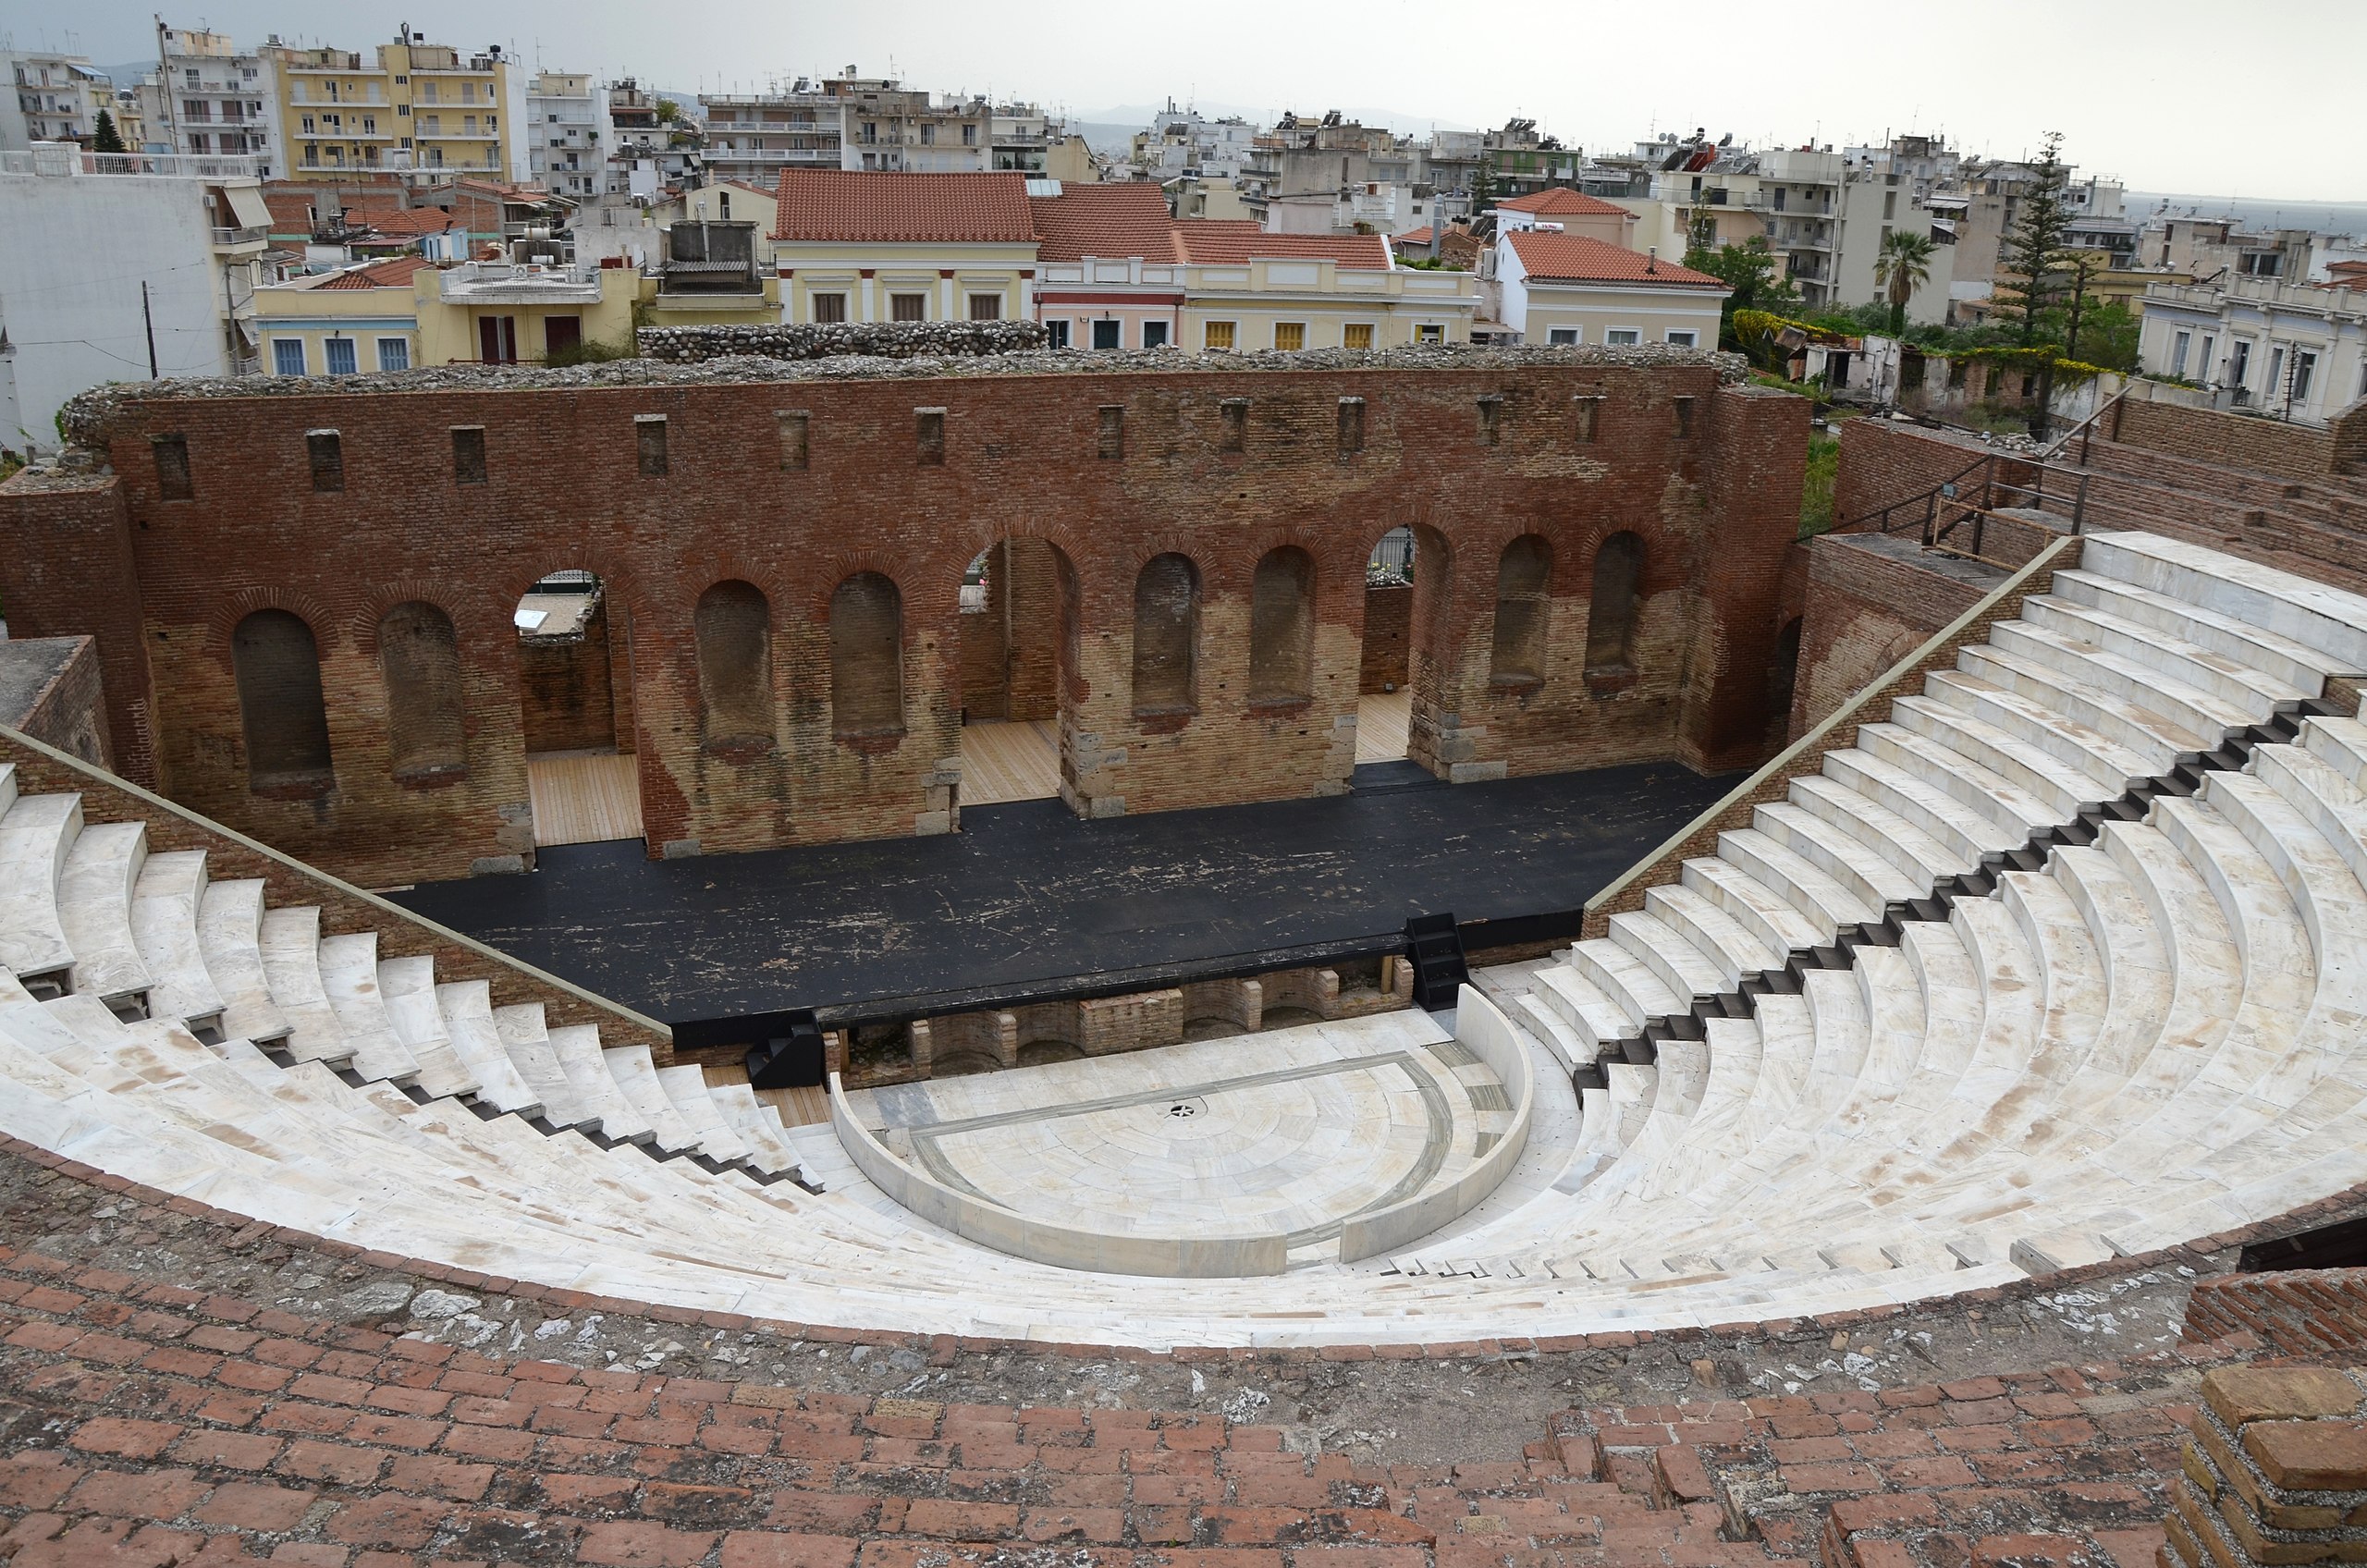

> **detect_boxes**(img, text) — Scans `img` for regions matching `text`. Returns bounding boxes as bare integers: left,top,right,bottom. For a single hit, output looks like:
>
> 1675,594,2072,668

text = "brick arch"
351,581,484,656
205,586,342,668
803,554,921,624
494,557,656,633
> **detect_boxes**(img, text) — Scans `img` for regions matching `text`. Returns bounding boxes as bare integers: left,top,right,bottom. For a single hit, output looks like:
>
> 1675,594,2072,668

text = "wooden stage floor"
960,720,1060,805
1355,691,1411,765
527,753,644,847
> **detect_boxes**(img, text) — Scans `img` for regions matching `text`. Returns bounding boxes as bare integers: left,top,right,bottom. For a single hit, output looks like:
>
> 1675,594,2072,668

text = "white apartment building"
526,71,607,198
141,29,281,174
0,145,272,454
2,52,104,149
2140,276,2367,426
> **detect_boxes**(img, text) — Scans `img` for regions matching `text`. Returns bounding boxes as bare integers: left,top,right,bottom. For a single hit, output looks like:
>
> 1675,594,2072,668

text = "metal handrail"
1840,450,1994,538
2041,386,2128,465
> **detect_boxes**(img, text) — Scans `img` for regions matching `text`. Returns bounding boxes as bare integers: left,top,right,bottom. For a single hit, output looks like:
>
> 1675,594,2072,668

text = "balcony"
1,146,265,178
210,224,269,247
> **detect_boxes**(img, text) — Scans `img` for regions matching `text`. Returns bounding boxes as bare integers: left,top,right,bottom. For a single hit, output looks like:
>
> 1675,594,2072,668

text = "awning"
225,184,273,230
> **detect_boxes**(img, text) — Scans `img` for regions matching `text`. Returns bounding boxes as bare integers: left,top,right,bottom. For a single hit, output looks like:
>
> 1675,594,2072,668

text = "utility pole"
141,281,158,377
154,14,178,155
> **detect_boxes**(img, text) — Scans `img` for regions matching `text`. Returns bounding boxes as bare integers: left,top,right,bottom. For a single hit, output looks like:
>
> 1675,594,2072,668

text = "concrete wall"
0,172,237,455
0,634,109,766
1,361,1809,888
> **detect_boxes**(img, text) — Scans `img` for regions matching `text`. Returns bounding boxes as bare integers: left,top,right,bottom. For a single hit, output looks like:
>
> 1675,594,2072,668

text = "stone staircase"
1,529,2366,1349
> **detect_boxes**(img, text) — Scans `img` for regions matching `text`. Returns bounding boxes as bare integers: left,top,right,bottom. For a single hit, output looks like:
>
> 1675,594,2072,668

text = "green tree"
1682,235,1800,346
1872,228,1936,335
1992,131,2073,436
91,108,125,153
1469,159,1496,210
2042,297,2140,373
2053,248,2110,361
656,98,681,124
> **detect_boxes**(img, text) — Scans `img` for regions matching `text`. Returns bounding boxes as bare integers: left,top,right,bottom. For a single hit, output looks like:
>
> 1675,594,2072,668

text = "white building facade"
2140,277,2367,427
526,72,607,198
0,147,271,455
141,29,282,174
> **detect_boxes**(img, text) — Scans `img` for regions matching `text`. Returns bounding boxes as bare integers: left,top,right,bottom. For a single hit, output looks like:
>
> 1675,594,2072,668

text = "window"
1273,321,1306,351
962,122,976,145
1574,394,1603,443
325,337,358,376
1089,318,1122,350
635,414,668,477
477,315,517,363
1142,320,1169,349
1477,395,1503,446
1547,327,1579,346
451,426,486,484
2292,350,2317,406
1220,398,1248,451
1673,396,1695,438
273,338,307,375
1665,329,1699,349
1585,532,1645,679
1204,321,1236,351
1337,398,1365,454
1415,324,1444,343
232,609,333,789
1490,535,1551,686
915,408,946,465
695,582,776,750
2267,346,2287,399
1605,328,1642,347
1131,554,1199,714
777,410,810,471
1248,546,1315,704
1343,323,1374,350
1098,406,1124,459
306,430,343,492
829,573,903,737
152,435,193,500
2171,331,2191,377
967,292,1001,321
1044,319,1069,349
378,602,466,778
890,292,926,323
2230,339,2252,386
811,291,848,325
2199,336,2215,381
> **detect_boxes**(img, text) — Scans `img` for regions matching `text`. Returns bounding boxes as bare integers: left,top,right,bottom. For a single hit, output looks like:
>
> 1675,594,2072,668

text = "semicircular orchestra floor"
848,1017,1512,1258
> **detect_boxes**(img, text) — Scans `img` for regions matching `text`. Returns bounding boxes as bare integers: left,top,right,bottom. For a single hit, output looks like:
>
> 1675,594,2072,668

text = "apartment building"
264,31,525,182
253,246,641,370
1130,100,1257,180
701,67,1084,190
526,72,607,198
0,145,272,451
2140,276,2367,425
605,79,697,199
141,28,281,172
1,52,103,149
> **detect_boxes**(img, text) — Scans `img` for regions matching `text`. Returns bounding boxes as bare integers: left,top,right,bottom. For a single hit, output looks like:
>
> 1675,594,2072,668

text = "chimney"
1646,246,1658,274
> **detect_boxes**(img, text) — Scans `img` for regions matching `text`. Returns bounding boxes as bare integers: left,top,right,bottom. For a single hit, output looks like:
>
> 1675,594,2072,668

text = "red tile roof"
1393,226,1436,246
1504,229,1723,288
1499,188,1633,218
314,255,433,289
348,206,460,239
1030,182,1181,263
771,169,1037,243
1171,224,1392,268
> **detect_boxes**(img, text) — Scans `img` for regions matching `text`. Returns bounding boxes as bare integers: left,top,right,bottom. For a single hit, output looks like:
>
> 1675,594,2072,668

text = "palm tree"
1873,229,1937,335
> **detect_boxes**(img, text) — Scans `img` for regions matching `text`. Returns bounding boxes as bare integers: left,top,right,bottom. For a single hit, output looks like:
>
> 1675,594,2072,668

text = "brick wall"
2331,397,2367,477
518,605,621,753
0,635,110,767
3,364,1806,887
1790,536,1996,737
1358,584,1411,692
2116,397,2336,484
2182,1268,2367,1358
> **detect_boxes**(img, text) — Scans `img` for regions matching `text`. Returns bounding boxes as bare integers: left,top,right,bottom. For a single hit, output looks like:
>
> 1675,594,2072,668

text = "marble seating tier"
2,530,2366,1348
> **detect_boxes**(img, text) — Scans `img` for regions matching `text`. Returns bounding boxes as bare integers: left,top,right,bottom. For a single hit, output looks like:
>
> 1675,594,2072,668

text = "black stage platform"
387,757,1735,1024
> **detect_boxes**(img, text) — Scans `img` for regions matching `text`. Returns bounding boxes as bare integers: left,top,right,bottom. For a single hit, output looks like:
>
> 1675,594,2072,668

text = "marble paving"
843,1013,1513,1244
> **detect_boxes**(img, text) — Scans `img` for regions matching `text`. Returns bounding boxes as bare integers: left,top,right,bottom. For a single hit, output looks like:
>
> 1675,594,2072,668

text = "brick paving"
0,1226,2291,1568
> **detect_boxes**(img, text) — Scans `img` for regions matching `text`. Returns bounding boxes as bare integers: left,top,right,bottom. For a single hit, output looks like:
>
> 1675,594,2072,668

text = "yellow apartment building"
771,168,1037,325
265,33,521,181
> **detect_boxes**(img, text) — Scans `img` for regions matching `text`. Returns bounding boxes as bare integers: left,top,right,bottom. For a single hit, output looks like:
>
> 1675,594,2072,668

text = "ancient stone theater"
4,330,2367,1568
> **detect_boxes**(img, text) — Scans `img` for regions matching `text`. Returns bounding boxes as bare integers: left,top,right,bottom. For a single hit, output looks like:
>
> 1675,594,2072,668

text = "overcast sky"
14,0,2361,202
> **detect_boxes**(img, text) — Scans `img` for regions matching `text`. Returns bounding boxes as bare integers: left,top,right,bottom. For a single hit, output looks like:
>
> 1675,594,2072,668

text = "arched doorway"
954,537,1081,808
1355,525,1453,770
513,569,644,847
